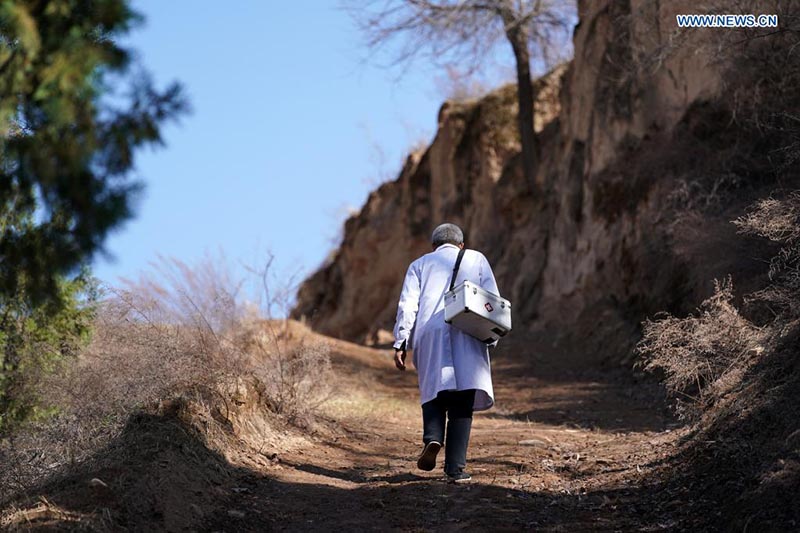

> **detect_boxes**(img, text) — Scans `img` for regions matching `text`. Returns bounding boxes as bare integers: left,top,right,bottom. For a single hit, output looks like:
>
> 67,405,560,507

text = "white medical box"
444,281,512,343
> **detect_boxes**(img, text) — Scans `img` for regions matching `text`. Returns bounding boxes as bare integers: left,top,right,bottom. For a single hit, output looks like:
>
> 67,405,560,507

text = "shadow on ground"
485,343,675,433
3,408,252,531
204,464,674,532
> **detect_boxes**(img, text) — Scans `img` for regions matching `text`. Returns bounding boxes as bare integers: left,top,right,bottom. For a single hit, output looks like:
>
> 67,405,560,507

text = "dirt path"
206,332,683,532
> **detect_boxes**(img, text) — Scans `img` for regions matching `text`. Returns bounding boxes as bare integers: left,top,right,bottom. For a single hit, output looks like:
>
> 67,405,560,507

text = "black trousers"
422,389,476,475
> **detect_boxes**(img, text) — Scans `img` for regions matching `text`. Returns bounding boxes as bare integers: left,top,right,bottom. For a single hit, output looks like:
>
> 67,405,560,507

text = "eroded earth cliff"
293,0,784,363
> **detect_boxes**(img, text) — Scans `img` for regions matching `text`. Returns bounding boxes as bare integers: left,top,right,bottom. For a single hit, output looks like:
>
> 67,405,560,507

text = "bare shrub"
734,193,800,244
641,188,800,421
667,173,744,215
243,254,334,426
112,254,333,421
637,278,766,419
245,327,332,425
734,192,800,321
0,254,332,501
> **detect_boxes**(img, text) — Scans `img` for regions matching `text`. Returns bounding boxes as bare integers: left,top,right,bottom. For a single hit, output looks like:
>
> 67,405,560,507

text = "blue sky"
94,1,517,294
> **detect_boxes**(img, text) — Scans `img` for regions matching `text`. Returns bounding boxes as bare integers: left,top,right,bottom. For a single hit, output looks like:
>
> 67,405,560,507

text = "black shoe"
446,471,472,484
416,441,442,471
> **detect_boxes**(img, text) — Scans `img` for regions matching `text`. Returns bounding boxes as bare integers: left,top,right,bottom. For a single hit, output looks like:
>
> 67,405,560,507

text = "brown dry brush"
734,192,800,323
637,278,766,420
0,255,332,504
639,191,800,420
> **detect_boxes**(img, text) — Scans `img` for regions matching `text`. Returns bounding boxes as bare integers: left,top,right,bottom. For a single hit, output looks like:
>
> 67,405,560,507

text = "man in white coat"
393,223,499,483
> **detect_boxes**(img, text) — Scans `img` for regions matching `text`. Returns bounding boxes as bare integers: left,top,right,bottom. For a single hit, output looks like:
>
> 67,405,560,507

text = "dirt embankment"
291,0,768,365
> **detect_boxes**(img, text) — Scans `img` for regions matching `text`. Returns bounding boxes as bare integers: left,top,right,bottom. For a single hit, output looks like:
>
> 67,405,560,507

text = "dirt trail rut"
205,330,681,532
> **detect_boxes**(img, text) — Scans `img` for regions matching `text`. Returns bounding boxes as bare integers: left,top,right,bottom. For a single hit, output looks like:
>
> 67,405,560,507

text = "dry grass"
242,321,333,423
733,192,800,323
0,254,333,506
2,498,90,530
640,186,800,420
637,277,766,419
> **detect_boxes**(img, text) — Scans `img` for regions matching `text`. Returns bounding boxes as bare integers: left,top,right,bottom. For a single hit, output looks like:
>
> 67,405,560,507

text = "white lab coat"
393,243,499,411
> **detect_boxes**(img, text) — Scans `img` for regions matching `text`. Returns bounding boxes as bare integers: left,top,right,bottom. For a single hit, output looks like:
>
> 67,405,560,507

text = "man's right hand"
394,348,407,371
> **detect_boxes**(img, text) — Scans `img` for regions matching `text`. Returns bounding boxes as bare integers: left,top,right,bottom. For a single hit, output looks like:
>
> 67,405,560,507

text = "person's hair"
431,223,464,247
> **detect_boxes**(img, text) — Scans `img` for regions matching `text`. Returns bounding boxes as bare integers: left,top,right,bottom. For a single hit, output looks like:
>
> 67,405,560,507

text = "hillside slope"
291,0,779,363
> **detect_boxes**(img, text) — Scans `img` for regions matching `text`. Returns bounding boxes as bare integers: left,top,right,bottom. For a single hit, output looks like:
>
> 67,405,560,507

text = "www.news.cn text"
676,14,778,28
